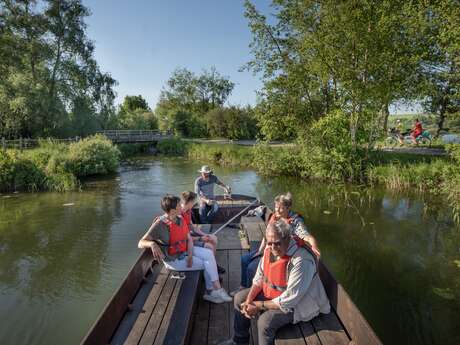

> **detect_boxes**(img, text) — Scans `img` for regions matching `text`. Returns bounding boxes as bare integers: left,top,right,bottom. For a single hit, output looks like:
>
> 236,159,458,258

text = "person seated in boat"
195,165,231,223
138,194,232,304
219,221,330,345
231,192,320,296
181,190,226,274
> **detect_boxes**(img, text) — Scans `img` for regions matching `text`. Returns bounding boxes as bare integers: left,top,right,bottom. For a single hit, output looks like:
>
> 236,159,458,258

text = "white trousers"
163,246,219,290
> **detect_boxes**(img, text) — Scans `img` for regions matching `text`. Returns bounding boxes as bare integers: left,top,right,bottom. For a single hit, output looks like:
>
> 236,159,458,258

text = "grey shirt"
145,214,191,261
194,174,222,199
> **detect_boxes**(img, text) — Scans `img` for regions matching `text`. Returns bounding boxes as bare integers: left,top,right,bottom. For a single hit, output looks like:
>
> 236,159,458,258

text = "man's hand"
150,243,165,261
240,301,259,319
202,235,211,242
187,255,193,268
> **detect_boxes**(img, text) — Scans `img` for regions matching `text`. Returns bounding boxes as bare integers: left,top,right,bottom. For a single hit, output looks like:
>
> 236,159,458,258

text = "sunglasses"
266,241,282,247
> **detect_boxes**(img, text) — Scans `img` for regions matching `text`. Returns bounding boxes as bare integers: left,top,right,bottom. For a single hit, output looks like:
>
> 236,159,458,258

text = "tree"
0,0,117,138
206,106,258,139
116,95,157,130
155,67,235,137
243,0,429,143
420,1,460,136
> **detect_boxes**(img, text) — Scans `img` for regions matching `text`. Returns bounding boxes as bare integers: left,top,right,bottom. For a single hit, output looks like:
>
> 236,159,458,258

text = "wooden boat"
81,194,382,345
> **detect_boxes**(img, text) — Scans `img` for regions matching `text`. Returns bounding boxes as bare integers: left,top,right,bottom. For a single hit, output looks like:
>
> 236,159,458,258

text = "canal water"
0,157,459,345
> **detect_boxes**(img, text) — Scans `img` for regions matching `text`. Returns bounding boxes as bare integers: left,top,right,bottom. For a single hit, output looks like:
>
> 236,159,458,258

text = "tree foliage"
156,66,235,137
244,0,459,141
0,0,117,138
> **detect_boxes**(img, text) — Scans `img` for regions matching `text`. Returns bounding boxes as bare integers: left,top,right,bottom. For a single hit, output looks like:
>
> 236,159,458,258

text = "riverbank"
164,139,460,224
0,135,120,192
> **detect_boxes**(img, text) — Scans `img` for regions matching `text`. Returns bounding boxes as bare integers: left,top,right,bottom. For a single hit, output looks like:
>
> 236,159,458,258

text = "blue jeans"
241,251,261,287
199,202,218,223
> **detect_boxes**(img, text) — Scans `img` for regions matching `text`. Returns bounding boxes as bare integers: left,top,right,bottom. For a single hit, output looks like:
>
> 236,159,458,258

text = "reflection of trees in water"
255,176,460,345
0,187,122,302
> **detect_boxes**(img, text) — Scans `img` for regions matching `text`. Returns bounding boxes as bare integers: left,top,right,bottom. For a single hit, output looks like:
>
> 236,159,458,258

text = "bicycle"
403,130,432,146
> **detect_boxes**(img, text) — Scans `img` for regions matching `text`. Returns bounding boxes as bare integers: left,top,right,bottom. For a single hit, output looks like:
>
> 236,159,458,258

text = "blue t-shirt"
194,174,222,199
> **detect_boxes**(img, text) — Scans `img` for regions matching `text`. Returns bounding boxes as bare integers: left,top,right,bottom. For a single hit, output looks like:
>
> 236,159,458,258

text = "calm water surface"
0,157,459,345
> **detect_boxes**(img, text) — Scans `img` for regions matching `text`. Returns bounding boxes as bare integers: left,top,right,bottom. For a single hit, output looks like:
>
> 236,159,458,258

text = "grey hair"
266,221,291,242
274,192,293,208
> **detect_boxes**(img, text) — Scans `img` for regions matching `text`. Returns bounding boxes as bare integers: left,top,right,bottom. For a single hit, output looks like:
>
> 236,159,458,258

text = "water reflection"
0,158,459,345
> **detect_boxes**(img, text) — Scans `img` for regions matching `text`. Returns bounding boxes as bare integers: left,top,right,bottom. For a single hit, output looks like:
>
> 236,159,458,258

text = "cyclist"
411,118,423,145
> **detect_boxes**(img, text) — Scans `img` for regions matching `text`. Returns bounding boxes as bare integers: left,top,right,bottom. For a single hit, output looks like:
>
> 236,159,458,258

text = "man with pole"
195,165,231,223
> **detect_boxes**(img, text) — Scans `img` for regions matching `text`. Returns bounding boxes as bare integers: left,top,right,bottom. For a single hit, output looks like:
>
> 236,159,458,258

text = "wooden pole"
1,137,5,151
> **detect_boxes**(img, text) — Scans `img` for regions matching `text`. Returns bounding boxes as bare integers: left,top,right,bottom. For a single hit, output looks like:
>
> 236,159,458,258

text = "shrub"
68,134,120,177
0,150,46,192
252,144,304,176
298,110,371,181
156,138,187,155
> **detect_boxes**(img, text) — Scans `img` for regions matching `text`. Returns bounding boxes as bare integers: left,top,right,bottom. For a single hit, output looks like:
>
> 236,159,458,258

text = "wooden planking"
228,249,243,334
81,250,153,345
122,265,169,345
298,322,322,345
241,216,265,243
153,271,201,345
274,324,306,345
216,225,245,250
111,264,164,345
311,312,350,345
189,284,210,345
138,274,177,345
159,271,201,345
318,262,382,345
207,251,231,345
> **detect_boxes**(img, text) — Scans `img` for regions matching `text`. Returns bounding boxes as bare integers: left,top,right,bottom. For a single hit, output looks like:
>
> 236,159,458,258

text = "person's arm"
187,232,194,267
292,217,320,257
214,176,230,194
138,220,165,261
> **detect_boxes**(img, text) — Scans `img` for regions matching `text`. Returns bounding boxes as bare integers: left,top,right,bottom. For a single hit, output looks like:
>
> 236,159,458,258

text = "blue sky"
82,0,420,114
82,0,271,109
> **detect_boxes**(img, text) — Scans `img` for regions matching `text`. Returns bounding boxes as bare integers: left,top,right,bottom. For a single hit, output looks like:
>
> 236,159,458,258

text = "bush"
0,150,46,192
156,138,187,155
186,143,254,166
68,134,120,177
252,144,304,176
299,110,370,181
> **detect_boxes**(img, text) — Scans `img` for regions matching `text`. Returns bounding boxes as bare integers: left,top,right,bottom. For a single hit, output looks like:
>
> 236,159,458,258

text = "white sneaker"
216,288,233,302
203,288,232,304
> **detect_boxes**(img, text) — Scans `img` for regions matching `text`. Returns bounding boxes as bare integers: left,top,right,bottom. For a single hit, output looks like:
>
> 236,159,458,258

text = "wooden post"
19,137,23,151
1,137,5,151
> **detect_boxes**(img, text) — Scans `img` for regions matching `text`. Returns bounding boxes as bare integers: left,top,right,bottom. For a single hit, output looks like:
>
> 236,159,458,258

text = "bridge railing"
97,130,172,142
1,137,79,150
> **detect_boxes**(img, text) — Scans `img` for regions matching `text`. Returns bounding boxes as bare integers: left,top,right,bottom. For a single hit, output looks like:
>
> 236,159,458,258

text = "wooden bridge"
97,130,173,143
1,130,173,150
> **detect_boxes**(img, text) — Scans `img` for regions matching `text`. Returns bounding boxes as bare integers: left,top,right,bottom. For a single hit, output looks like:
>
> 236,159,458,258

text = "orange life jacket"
262,247,291,299
161,216,188,256
181,209,192,226
262,239,318,300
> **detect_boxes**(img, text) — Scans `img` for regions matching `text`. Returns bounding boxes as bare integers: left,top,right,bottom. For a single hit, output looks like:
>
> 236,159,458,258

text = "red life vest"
181,209,192,226
161,216,189,256
261,240,318,300
262,247,291,299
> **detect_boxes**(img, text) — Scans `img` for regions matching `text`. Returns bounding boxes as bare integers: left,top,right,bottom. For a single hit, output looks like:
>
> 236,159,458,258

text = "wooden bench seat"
110,265,201,345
